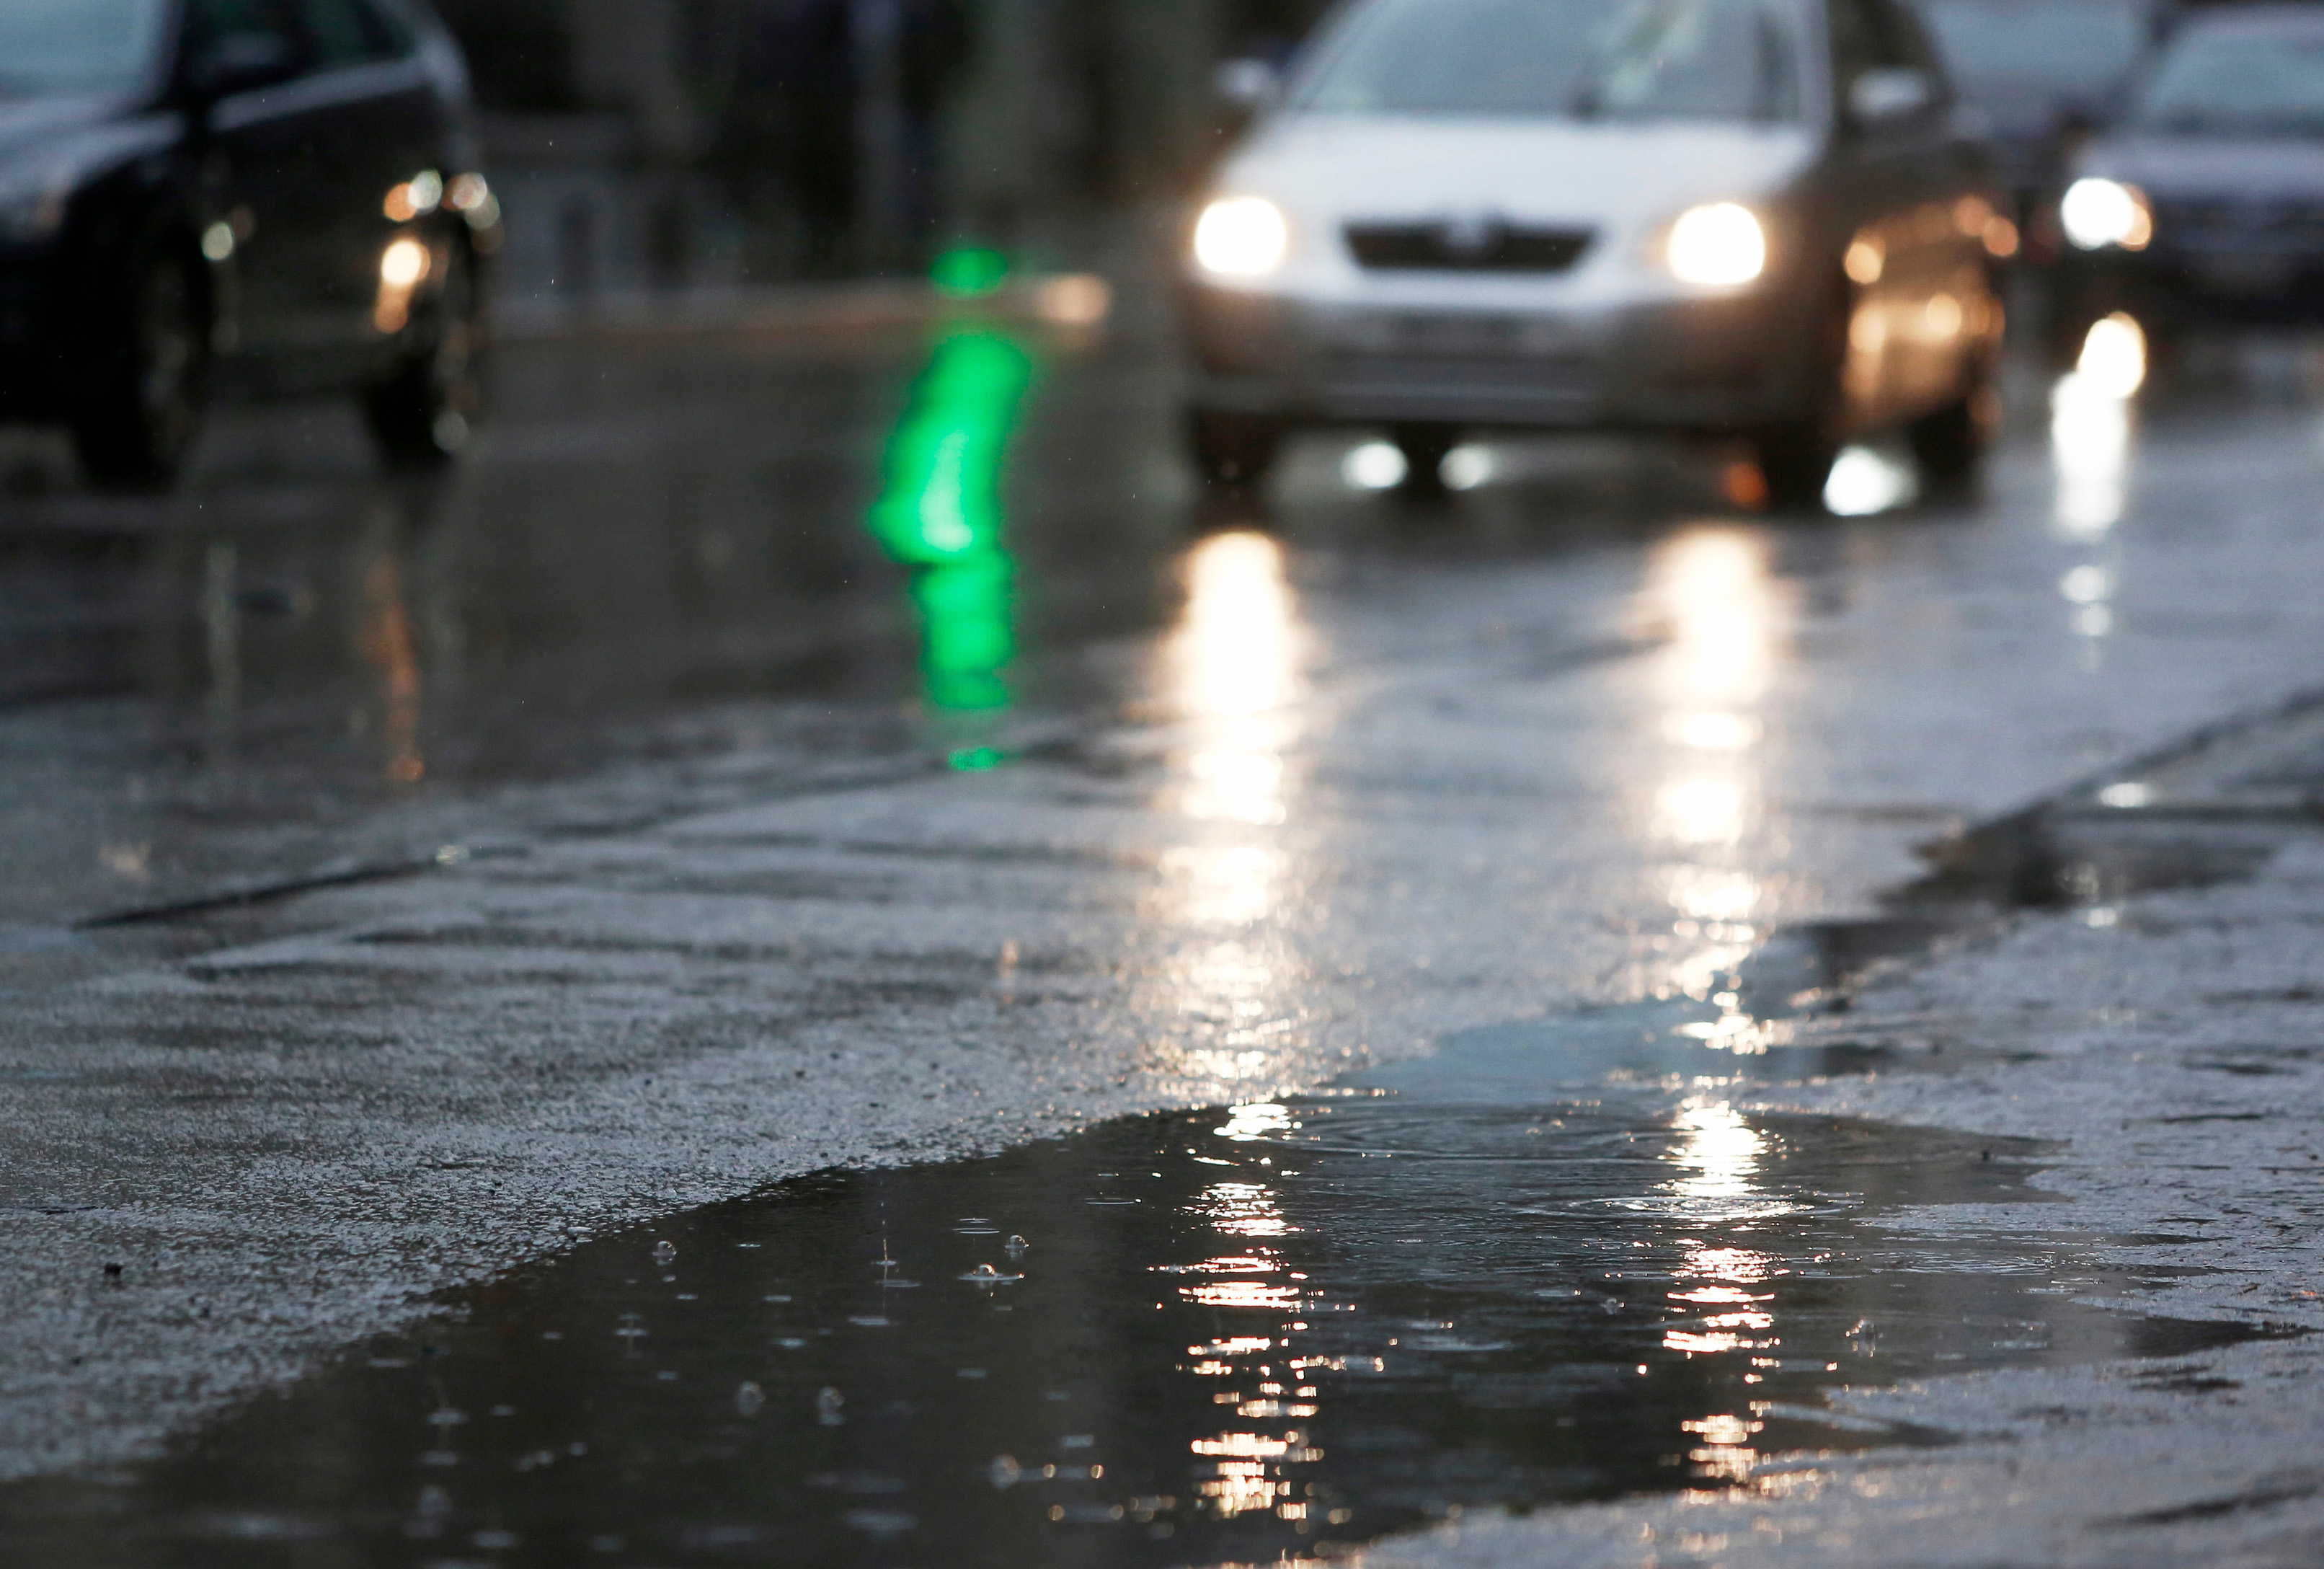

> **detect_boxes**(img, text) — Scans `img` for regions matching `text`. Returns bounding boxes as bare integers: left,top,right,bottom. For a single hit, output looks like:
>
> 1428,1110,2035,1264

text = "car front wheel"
1391,423,1459,495
71,250,208,490
1907,361,2000,495
1748,286,1850,512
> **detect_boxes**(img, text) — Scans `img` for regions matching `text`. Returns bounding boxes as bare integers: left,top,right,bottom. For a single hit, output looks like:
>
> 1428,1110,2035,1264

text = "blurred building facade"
433,0,1334,302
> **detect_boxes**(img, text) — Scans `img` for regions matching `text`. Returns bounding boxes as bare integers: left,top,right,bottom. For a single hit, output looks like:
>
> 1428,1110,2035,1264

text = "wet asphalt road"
8,291,2324,1563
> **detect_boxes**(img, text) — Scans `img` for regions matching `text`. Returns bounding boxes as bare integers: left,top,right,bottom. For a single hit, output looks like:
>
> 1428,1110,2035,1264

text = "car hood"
2077,134,2324,203
0,94,121,159
1220,115,1820,226
0,94,173,188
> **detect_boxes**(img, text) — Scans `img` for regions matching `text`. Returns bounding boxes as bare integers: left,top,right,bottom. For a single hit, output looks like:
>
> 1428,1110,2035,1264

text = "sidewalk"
1364,699,2324,1566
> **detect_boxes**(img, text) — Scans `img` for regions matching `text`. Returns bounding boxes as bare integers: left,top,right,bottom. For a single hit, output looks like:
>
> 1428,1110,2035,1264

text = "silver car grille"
1344,222,1595,273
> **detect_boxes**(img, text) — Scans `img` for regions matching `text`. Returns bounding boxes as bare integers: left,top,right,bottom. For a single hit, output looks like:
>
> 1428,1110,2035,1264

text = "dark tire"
1752,424,1840,512
1749,289,1850,513
363,241,484,467
1187,407,1283,490
70,251,208,490
1907,365,1999,495
2048,296,2101,372
1390,423,1459,495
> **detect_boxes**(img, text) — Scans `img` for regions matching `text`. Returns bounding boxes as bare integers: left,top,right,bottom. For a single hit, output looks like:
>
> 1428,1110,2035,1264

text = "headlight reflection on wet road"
1179,1105,1318,1522
1154,531,1317,1092
1636,535,1794,1477
1646,526,1784,1010
2052,316,2146,670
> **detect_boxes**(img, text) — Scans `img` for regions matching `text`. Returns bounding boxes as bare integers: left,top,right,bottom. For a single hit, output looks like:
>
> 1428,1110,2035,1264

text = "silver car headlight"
2060,178,2152,252
1194,196,1290,278
1665,203,1768,286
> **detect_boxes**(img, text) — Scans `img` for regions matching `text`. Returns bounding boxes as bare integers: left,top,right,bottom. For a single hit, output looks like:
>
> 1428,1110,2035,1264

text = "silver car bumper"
1181,283,1818,433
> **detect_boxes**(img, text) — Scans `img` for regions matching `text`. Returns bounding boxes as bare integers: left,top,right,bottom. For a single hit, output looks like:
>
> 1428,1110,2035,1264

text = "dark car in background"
2054,3,2324,350
1909,0,2171,244
0,0,497,489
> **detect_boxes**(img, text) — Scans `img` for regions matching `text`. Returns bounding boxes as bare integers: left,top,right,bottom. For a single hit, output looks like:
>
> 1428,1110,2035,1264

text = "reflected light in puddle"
1667,867,1759,924
1181,1282,1305,1310
1679,1245,1784,1284
1822,444,1916,517
1669,940,1757,1002
1181,1173,1318,1522
1193,1178,1294,1239
1215,1103,1295,1143
1667,1097,1772,1209
1681,1412,1767,1483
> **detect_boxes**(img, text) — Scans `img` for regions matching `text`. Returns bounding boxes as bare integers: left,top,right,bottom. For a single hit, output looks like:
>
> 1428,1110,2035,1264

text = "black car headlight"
2061,179,2153,252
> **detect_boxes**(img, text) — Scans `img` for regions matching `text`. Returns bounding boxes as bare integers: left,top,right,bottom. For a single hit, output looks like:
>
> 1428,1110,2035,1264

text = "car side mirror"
1214,58,1282,112
186,33,302,101
1848,66,1938,130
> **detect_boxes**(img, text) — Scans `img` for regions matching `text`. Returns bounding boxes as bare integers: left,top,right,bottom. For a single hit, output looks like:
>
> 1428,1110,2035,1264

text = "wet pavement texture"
12,291,2324,1557
1,1031,2266,1568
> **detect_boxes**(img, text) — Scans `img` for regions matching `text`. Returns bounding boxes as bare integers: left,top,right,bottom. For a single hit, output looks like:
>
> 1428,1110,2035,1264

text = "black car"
1909,0,2172,240
2055,3,2324,348
0,0,496,488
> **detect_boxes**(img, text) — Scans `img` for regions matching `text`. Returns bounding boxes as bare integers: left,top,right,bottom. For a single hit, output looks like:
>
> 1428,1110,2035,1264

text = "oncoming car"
0,0,495,489
1909,0,2168,233
1181,0,2010,508
2054,4,2324,353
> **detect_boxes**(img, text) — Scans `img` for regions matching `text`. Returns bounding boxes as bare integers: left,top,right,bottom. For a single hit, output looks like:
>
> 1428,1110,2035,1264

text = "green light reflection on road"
869,324,1035,717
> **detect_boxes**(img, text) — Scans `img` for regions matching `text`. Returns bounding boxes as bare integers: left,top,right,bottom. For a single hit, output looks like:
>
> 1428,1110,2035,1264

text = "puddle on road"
3,1007,2262,1568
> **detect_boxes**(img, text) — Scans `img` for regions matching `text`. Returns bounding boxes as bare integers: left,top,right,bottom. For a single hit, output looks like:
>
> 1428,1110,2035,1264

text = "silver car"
1180,0,2008,506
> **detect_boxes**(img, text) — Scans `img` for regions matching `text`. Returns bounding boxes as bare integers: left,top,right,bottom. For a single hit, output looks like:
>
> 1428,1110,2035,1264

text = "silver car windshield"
0,0,169,97
1293,0,1806,123
2132,26,2324,138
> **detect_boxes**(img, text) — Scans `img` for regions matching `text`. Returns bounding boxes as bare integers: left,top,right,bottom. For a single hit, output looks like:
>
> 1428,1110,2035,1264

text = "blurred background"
13,0,2324,919
442,0,1335,303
